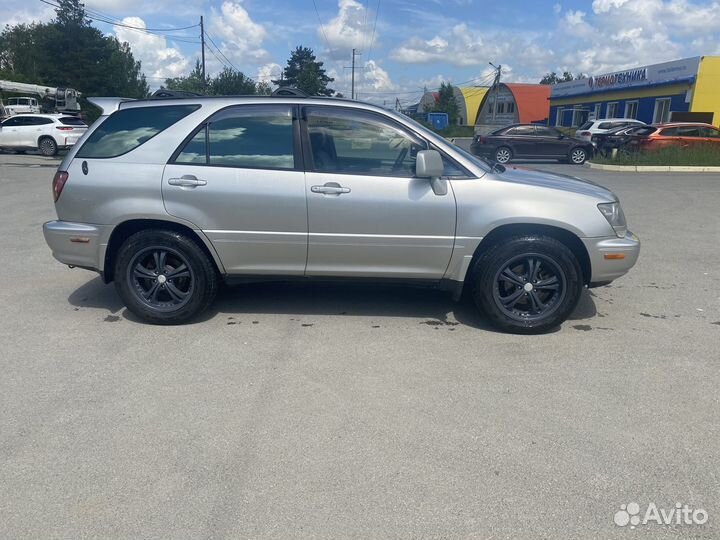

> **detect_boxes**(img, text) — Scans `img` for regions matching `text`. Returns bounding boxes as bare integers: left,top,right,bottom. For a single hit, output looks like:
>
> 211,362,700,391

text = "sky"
2,0,720,105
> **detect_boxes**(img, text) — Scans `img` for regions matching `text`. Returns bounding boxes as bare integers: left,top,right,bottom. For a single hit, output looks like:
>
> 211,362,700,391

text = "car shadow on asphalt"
68,277,598,333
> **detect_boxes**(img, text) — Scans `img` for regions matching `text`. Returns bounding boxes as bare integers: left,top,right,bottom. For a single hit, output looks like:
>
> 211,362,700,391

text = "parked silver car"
43,95,639,333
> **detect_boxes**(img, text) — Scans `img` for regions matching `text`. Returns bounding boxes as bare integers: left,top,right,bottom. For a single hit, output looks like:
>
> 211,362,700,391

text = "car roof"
592,118,644,123
11,113,66,118
653,122,716,128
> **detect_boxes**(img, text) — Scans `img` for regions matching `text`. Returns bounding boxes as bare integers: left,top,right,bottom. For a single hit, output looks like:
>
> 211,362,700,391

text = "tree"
539,71,586,84
272,46,334,96
164,60,207,94
430,82,460,125
209,67,257,95
0,0,148,99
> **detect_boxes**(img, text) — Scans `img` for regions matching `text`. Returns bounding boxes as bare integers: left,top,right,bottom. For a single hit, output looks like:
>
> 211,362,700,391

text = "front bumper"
43,221,109,272
582,230,640,285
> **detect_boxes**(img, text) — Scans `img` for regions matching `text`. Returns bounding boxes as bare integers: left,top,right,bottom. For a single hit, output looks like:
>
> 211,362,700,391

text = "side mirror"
415,149,447,196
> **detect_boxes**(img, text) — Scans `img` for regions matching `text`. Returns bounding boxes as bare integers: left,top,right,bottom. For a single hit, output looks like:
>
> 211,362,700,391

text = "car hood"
492,165,617,201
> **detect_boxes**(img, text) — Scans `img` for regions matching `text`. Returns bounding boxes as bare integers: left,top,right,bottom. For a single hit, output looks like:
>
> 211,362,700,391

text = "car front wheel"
114,230,218,324
569,147,587,164
471,235,583,334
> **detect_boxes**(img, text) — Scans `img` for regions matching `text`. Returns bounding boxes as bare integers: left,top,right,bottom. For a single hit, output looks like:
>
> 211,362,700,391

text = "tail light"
578,131,591,136
56,126,74,131
52,171,69,202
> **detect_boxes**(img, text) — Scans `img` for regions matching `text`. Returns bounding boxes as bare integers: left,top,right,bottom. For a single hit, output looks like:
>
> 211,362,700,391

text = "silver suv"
43,95,639,333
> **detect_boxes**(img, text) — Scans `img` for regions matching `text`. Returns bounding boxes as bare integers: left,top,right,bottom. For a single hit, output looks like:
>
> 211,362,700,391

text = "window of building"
555,108,564,126
306,107,426,177
624,101,639,119
497,102,505,114
606,102,619,118
593,103,602,120
653,98,672,124
571,107,588,127
78,105,199,159
507,102,515,113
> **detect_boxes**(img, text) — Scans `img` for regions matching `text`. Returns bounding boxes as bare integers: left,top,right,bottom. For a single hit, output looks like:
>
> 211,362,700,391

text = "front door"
162,104,308,275
535,126,570,157
302,106,456,279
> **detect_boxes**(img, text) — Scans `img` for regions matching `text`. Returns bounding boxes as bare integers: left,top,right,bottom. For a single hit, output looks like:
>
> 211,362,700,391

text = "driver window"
306,108,425,177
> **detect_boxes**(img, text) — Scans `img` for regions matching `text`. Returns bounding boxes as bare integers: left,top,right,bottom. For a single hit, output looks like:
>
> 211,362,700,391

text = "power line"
312,0,332,53
366,0,381,62
204,31,240,72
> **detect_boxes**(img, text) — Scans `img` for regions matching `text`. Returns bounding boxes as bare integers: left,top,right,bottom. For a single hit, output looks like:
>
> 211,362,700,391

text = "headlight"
598,202,627,238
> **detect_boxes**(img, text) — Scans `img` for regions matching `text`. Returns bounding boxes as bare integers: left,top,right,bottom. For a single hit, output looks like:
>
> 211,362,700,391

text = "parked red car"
626,123,720,152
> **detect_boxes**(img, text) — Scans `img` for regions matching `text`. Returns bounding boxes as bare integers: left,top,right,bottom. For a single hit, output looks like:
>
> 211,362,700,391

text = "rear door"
301,105,456,279
162,104,308,275
505,125,536,157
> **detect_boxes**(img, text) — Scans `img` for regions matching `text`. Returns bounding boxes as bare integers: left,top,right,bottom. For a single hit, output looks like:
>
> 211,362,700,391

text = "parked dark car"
471,124,593,164
592,125,656,157
622,123,720,153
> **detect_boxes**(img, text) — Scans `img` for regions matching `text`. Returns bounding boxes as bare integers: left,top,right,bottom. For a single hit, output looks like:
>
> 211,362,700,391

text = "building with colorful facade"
550,56,720,128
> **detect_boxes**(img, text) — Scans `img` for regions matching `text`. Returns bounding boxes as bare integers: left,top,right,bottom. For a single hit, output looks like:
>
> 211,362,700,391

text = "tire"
494,146,512,164
569,147,587,165
114,229,218,324
471,235,583,334
38,137,58,156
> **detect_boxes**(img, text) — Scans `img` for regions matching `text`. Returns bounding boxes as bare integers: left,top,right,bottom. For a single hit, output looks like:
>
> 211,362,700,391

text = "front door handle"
168,174,207,187
311,182,351,195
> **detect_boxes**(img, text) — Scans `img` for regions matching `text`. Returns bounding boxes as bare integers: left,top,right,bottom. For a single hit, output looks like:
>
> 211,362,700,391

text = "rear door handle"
168,174,207,187
311,182,351,195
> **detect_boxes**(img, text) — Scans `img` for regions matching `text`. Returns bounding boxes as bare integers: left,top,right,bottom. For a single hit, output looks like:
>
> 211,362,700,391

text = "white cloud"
320,0,377,59
256,62,282,84
209,0,270,68
363,60,398,91
113,17,190,81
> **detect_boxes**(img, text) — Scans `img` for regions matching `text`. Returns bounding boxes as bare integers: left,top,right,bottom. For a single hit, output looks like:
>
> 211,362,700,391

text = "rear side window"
59,116,87,126
77,105,199,158
598,122,613,130
174,105,296,170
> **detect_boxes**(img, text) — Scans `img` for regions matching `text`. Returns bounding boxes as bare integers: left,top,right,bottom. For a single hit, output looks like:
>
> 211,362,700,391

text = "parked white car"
0,114,87,156
4,96,41,115
575,118,646,144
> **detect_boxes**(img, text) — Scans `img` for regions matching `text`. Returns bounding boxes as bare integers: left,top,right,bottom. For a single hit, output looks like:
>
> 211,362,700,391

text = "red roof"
505,83,551,124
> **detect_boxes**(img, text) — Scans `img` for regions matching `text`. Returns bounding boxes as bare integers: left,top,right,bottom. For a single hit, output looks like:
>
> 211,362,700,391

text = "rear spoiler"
87,97,135,116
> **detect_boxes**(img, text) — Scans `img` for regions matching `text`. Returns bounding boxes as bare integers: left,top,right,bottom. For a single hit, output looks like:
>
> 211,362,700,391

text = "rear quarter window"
76,104,199,158
59,116,87,126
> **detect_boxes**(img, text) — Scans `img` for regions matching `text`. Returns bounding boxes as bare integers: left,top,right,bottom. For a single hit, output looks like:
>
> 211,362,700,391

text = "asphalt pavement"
0,151,718,539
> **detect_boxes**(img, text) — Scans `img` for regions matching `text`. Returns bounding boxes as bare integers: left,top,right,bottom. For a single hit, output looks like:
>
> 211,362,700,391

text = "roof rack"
151,88,203,99
271,87,308,97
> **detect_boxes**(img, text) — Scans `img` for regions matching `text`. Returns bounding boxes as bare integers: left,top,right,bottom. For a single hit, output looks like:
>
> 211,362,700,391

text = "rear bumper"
43,221,109,271
583,230,640,284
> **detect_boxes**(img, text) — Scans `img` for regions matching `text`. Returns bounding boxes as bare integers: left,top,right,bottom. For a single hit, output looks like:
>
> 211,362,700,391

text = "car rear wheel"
38,137,58,156
569,147,587,164
471,235,583,334
114,230,218,324
494,146,512,164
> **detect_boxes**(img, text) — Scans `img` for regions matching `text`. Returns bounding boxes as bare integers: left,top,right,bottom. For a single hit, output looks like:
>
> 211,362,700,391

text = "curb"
586,162,720,173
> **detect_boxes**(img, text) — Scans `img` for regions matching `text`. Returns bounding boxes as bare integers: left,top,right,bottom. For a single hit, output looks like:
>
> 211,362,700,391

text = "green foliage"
539,71,585,85
0,0,148,99
164,61,271,96
592,145,720,166
164,60,207,94
429,82,460,126
273,46,334,96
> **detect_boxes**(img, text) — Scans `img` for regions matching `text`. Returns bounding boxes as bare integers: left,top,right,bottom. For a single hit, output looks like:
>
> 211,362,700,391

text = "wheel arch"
468,223,591,286
102,219,225,283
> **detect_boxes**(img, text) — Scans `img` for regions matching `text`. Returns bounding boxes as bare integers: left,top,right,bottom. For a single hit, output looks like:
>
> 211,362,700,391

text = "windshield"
394,111,492,173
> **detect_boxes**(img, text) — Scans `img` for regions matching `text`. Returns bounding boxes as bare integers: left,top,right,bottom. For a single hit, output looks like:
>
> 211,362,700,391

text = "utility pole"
200,16,206,93
343,48,363,100
489,62,501,124
351,48,357,100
